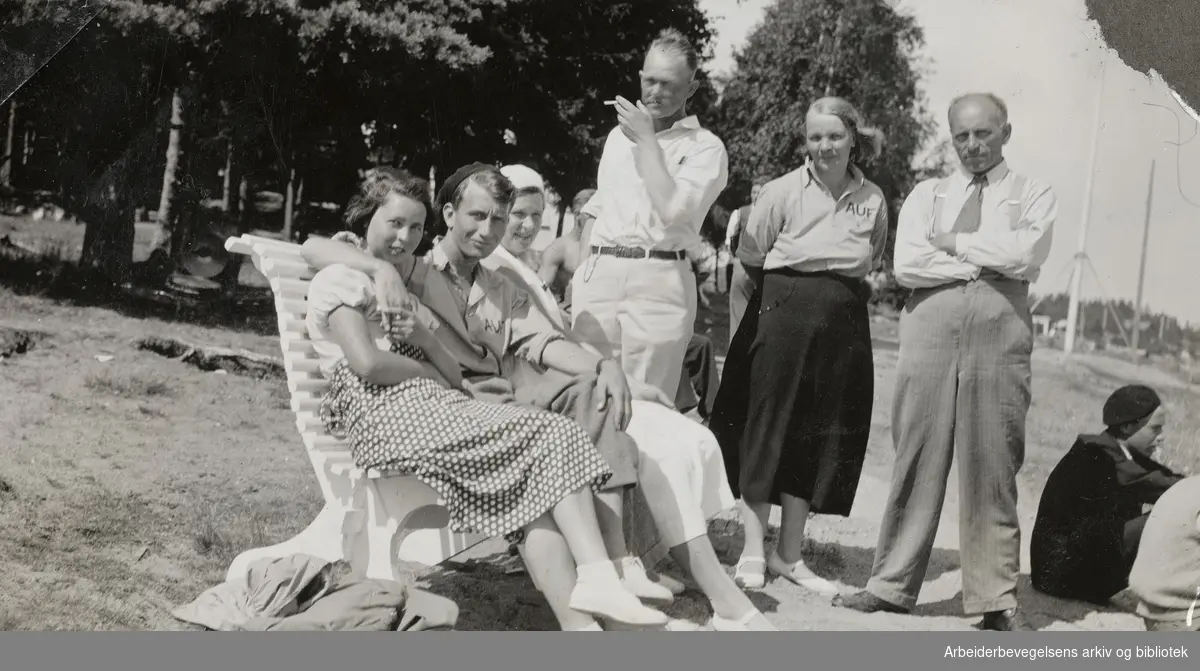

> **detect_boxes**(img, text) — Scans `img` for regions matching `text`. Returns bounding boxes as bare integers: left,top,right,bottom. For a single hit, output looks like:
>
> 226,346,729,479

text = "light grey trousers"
866,277,1033,615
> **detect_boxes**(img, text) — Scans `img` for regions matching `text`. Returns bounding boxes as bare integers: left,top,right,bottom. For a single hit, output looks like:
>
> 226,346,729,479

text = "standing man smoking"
571,28,729,400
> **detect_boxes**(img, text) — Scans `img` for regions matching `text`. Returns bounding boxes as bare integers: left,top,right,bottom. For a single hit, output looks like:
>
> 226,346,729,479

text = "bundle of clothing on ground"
172,554,458,631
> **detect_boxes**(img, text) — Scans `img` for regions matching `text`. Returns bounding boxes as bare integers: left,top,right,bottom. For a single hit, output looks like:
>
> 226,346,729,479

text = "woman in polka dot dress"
306,167,667,629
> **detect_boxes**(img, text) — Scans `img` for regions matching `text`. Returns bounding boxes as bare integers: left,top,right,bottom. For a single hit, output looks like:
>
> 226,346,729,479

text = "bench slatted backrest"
224,235,368,486
228,235,423,482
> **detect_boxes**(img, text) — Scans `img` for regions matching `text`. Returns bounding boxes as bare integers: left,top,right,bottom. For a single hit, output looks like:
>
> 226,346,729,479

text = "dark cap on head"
1102,385,1162,428
435,162,496,211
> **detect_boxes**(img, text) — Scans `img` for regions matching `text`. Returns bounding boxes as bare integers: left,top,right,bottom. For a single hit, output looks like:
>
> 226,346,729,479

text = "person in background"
486,164,776,631
571,28,729,400
495,164,547,271
709,96,888,596
724,175,772,345
1129,475,1200,631
1031,385,1183,605
538,188,597,307
834,93,1057,632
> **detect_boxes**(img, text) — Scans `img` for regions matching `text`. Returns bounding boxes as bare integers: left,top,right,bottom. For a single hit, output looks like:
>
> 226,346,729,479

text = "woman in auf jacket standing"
709,96,888,594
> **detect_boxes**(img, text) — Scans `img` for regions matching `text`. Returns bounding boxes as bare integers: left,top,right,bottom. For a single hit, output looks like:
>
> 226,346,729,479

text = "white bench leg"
224,503,349,583
358,475,487,580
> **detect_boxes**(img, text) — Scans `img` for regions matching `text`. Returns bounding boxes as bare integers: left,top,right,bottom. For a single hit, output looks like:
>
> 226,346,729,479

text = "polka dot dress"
320,341,613,541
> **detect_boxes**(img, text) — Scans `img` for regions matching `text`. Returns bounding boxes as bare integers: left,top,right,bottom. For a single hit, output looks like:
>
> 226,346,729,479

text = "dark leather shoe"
980,609,1033,631
831,591,909,614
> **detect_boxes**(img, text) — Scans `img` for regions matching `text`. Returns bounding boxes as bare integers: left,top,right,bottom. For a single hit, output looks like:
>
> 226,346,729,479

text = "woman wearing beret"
1031,385,1184,605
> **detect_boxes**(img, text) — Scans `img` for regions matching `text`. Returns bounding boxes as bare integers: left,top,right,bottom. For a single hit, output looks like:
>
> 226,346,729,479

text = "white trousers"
623,400,736,562
570,254,697,400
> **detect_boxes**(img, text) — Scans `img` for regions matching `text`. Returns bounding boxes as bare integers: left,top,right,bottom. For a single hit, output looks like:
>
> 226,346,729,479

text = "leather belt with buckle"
591,245,686,261
976,269,1028,284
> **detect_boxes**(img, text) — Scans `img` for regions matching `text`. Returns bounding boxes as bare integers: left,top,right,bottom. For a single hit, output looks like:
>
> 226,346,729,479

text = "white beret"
500,164,545,193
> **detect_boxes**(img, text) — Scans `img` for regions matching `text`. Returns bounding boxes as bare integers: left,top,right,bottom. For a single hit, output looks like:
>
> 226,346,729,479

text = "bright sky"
700,0,1200,325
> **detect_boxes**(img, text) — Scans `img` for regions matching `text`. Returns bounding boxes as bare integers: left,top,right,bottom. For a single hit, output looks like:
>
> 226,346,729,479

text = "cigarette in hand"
603,100,618,106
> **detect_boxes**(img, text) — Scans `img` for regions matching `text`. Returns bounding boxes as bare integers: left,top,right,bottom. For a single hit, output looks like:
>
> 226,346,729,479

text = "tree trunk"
221,134,234,212
237,175,250,230
282,164,296,241
22,128,33,165
152,87,186,256
79,203,136,284
1,100,16,188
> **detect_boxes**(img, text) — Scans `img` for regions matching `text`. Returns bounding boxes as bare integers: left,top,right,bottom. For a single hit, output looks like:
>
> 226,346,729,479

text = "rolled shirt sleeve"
581,189,603,222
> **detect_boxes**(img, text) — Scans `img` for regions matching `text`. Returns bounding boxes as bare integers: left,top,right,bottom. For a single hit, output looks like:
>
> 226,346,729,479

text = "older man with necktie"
834,93,1057,631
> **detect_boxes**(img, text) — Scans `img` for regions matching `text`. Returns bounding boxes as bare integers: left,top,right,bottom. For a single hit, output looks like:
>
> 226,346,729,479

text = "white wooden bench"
222,233,488,582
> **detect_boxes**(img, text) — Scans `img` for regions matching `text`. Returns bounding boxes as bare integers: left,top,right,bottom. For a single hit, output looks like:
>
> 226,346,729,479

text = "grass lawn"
1,217,1197,631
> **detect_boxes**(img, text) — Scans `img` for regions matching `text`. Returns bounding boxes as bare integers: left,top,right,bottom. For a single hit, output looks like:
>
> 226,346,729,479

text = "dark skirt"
709,269,874,515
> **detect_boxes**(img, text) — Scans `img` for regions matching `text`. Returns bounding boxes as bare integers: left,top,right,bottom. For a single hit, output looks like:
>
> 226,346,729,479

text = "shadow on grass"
415,542,785,631
0,248,277,337
913,576,1133,630
705,517,962,590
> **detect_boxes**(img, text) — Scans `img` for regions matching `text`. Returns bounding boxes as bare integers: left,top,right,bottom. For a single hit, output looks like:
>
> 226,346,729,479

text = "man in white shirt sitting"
571,28,729,401
834,93,1057,632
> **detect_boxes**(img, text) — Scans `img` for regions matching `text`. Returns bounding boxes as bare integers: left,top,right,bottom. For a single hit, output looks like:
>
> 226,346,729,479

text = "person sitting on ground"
485,164,776,631
1128,475,1200,631
1031,384,1184,606
304,166,667,630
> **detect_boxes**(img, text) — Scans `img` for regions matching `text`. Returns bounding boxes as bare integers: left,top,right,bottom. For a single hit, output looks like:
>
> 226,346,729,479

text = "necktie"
950,174,988,234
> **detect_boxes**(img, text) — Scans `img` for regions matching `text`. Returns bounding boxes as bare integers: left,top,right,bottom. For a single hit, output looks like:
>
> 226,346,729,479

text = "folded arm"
953,180,1057,276
892,182,975,289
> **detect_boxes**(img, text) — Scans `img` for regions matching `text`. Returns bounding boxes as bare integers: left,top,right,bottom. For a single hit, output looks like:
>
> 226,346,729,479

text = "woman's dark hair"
343,167,433,237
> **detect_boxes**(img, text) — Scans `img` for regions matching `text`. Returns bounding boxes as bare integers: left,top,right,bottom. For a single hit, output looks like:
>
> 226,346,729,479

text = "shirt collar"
957,159,1009,189
429,242,453,271
801,159,866,194
658,115,701,135
430,241,502,288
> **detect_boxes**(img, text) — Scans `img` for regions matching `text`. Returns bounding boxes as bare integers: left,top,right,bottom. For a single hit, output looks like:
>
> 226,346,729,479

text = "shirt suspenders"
927,173,1026,237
